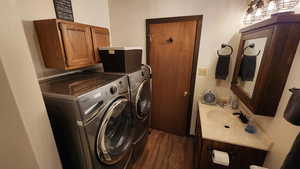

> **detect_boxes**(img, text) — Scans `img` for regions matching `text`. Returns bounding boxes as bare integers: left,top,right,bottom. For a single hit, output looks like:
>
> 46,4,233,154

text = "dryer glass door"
135,80,151,121
96,98,133,165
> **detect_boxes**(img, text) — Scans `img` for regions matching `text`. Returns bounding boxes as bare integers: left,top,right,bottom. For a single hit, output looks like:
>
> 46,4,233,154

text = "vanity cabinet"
198,139,266,169
34,19,110,70
231,12,300,116
195,113,267,169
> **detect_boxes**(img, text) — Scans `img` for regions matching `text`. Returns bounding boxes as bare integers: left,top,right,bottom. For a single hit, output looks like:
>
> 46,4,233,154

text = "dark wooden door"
147,16,202,136
91,27,110,63
60,22,94,68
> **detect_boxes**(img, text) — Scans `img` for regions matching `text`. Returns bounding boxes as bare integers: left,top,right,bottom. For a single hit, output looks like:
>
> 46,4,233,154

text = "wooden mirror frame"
231,28,273,114
231,12,300,116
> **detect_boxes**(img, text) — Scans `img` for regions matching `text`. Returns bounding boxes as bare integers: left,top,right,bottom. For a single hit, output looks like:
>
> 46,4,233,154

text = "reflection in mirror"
237,37,267,98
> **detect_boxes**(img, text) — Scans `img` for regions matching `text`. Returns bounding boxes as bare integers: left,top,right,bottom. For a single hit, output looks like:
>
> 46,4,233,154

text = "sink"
206,110,234,126
198,102,273,151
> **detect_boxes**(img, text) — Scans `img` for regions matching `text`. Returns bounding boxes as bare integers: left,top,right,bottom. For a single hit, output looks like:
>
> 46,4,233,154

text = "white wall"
252,41,300,169
17,0,111,78
108,0,247,134
0,0,112,168
0,61,40,169
0,0,62,168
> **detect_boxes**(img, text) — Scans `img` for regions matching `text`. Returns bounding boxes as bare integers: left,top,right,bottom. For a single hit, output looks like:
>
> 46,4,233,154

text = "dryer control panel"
128,67,151,90
77,75,129,121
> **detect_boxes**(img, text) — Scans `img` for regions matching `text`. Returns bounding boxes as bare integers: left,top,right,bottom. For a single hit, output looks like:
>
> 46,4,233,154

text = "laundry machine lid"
135,79,151,121
39,71,123,98
96,98,133,165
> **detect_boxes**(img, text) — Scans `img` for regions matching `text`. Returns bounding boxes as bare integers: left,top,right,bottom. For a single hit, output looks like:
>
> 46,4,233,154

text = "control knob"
110,86,118,95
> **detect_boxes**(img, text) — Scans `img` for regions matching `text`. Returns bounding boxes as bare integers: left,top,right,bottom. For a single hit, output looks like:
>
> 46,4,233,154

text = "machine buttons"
110,86,118,95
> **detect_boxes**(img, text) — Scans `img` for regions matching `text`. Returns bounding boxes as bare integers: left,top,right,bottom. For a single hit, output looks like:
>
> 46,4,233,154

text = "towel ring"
243,48,261,57
217,44,233,56
243,44,261,56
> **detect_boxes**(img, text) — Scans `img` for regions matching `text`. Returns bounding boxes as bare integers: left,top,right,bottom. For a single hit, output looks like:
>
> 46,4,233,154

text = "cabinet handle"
184,91,188,97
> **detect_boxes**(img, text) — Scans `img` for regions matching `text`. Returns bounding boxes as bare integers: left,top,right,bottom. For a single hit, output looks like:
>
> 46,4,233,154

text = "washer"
40,72,134,169
127,65,152,162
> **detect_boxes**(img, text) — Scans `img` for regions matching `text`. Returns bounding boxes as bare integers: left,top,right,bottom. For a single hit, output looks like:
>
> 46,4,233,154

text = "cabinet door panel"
60,23,94,68
91,27,110,63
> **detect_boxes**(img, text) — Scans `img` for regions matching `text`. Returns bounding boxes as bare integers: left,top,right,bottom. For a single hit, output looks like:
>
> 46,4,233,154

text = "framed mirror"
237,37,267,99
231,13,300,116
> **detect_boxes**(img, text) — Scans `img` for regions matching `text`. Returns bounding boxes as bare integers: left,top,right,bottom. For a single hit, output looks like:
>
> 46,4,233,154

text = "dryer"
127,65,152,161
40,72,134,169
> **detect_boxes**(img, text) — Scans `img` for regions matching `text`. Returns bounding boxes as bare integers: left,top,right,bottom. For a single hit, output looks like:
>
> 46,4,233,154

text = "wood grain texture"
132,129,194,169
231,13,300,116
34,19,110,70
91,26,110,63
34,19,66,69
199,139,266,169
59,22,94,68
148,19,197,136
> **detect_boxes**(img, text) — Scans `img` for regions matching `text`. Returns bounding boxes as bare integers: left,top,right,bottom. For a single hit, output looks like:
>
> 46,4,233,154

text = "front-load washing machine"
127,65,152,162
40,72,135,169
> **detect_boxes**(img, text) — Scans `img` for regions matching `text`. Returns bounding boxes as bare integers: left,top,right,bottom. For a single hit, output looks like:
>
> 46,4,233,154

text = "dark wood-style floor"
132,129,194,169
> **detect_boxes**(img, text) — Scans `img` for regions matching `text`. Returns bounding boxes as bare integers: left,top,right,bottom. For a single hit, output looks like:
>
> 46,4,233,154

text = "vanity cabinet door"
201,139,239,169
199,139,267,169
59,22,95,69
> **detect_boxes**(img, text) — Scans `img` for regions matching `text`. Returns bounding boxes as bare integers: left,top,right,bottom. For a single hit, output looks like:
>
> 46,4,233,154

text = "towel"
281,132,300,169
239,55,257,81
284,88,300,126
215,55,230,80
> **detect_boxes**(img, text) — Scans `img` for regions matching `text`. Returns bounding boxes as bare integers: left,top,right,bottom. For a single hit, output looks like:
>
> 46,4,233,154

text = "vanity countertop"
198,101,273,151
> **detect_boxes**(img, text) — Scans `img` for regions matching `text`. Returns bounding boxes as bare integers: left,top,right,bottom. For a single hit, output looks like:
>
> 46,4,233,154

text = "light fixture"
255,8,263,16
243,0,256,24
243,13,253,25
253,0,266,21
277,0,300,11
242,0,299,25
267,0,278,13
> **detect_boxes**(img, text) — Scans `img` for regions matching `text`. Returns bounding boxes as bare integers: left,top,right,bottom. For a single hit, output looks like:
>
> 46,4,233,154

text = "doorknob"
166,37,173,43
184,91,189,97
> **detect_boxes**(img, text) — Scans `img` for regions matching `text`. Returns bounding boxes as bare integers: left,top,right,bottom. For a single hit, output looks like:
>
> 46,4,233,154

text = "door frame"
146,15,203,135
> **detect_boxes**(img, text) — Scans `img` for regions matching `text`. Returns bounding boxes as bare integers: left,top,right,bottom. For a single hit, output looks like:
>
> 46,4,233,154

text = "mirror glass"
236,37,267,98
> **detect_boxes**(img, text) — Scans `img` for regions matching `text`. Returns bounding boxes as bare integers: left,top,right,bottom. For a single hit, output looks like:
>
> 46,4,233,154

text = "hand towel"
239,55,257,81
215,55,230,80
281,132,300,169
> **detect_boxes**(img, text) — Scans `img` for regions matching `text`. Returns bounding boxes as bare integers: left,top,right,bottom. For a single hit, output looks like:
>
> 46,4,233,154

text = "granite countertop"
198,102,273,151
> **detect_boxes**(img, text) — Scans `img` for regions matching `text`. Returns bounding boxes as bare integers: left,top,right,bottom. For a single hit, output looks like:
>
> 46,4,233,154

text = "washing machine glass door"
135,80,151,121
96,98,133,165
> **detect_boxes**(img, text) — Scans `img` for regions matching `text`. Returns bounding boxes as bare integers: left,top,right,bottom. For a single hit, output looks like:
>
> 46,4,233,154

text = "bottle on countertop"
245,116,257,134
229,95,239,109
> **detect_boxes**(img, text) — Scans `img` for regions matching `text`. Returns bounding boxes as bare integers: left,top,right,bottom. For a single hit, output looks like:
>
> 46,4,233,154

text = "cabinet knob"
184,91,188,97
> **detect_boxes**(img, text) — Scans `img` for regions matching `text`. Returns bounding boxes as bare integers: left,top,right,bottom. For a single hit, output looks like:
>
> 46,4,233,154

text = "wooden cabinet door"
59,22,94,69
91,27,110,63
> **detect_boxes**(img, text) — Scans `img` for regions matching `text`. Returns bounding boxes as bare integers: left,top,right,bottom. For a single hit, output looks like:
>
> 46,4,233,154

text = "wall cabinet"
91,26,110,63
34,19,110,70
231,12,300,116
194,113,267,169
